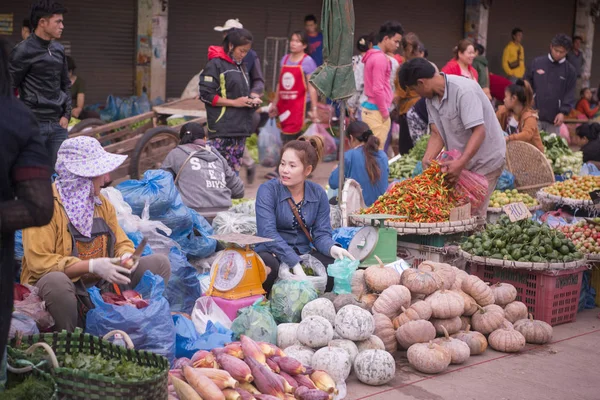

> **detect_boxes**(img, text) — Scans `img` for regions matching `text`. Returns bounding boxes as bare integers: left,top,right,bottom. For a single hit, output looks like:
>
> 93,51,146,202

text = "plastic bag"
116,169,180,217
13,284,54,331
212,212,257,236
101,186,176,255
302,123,337,156
171,210,217,258
14,230,23,260
327,258,360,294
86,271,176,362
579,270,597,312
412,161,423,177
330,205,342,230
173,314,202,359
229,200,256,216
231,298,278,344
100,95,122,122
437,150,488,210
278,254,328,294
580,162,600,176
495,170,515,190
196,321,234,351
165,247,202,314
270,280,318,323
9,312,39,339
191,296,232,334
127,231,153,256
258,119,282,167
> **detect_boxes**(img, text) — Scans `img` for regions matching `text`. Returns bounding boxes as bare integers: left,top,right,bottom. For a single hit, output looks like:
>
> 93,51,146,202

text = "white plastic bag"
258,119,282,167
212,211,257,235
191,297,232,334
278,254,328,294
101,187,179,254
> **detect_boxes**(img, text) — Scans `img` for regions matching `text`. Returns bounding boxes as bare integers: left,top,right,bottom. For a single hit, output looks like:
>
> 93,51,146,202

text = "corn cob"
192,350,218,368
170,375,203,400
294,387,330,400
266,358,280,373
294,374,317,390
235,388,257,400
223,388,242,400
254,395,281,400
216,353,254,383
273,356,306,375
183,365,226,400
241,335,267,365
239,382,261,395
257,342,276,357
190,367,238,390
278,371,298,391
309,371,337,395
245,354,285,398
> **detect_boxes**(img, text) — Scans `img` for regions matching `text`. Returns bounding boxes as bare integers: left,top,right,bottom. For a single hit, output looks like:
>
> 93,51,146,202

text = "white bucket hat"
57,136,127,178
214,18,243,32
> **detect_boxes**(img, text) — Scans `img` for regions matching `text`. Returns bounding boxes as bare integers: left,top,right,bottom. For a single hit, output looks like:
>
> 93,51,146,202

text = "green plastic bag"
270,280,318,324
231,298,277,344
327,258,360,294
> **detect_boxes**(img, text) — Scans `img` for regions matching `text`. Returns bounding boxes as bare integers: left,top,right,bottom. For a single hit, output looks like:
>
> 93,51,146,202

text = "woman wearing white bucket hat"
21,136,171,332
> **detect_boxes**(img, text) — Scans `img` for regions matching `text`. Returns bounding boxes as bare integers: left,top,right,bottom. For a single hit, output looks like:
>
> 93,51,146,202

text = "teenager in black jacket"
9,1,71,172
199,29,261,173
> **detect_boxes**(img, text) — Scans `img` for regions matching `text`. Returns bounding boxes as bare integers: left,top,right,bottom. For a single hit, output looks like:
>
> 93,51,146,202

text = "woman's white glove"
89,257,133,285
291,263,307,277
330,246,356,261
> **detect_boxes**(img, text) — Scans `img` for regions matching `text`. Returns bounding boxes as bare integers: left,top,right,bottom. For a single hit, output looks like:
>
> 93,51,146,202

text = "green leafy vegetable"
3,376,55,400
540,131,583,174
61,353,161,381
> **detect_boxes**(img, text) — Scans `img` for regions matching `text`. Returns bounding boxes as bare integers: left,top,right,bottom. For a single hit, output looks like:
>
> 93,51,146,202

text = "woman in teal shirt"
329,121,389,206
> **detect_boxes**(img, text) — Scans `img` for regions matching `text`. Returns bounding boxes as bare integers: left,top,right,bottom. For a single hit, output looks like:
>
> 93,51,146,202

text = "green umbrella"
309,0,355,197
309,0,356,100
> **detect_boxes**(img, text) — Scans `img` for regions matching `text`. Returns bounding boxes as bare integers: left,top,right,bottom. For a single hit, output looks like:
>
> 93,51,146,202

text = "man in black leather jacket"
9,1,70,172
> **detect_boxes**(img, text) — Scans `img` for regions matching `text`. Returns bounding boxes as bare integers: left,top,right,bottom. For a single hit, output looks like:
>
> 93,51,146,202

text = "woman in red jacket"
441,39,478,82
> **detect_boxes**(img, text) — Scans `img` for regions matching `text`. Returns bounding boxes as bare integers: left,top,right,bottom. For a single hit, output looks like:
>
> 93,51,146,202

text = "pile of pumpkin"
168,334,341,400
315,260,554,376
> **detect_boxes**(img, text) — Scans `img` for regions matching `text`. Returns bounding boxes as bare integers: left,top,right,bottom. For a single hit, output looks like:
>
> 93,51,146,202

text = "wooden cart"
69,98,206,182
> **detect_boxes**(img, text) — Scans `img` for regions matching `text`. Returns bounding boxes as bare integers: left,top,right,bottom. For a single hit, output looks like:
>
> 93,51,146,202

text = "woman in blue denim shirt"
255,138,354,294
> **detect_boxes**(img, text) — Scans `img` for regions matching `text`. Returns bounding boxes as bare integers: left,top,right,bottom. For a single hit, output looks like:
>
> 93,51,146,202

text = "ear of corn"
309,371,337,394
245,354,285,398
241,335,267,365
216,353,254,383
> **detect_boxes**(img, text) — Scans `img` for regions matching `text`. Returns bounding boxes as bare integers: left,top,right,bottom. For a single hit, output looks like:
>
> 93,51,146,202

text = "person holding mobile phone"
21,137,171,332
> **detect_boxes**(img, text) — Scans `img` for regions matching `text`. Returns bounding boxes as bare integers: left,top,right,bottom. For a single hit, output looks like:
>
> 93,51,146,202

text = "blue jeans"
39,121,68,172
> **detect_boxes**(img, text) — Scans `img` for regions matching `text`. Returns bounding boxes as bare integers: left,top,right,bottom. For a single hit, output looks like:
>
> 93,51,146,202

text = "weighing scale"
205,233,273,300
350,214,402,267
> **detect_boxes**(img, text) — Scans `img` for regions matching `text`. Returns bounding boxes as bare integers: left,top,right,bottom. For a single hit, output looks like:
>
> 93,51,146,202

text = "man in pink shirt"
362,21,404,150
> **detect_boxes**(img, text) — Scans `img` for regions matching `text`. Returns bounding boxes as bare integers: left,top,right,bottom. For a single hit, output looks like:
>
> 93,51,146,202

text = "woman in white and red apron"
266,31,319,179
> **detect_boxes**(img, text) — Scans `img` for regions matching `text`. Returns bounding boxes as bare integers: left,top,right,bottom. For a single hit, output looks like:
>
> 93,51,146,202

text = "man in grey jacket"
162,123,244,217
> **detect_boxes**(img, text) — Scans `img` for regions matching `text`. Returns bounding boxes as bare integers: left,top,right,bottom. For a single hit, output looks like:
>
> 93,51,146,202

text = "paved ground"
344,308,600,400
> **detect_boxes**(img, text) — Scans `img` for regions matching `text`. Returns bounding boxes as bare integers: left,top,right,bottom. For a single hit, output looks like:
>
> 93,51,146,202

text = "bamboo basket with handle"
505,141,555,197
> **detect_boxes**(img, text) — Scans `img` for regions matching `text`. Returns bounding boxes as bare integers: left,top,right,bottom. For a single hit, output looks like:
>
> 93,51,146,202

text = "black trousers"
258,250,335,295
398,114,414,155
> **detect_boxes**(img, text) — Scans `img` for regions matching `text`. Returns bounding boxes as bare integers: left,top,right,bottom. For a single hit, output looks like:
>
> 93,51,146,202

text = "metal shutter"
0,1,31,48
486,0,576,78
60,0,136,105
166,0,322,99
592,22,599,90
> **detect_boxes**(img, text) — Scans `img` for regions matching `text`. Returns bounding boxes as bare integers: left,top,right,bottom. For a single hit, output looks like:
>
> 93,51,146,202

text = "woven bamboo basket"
459,249,588,271
8,329,169,400
350,216,481,235
505,141,555,197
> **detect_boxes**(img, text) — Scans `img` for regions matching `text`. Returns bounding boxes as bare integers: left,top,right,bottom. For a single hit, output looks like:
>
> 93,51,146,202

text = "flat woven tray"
350,216,481,235
487,205,542,214
537,190,595,207
459,249,588,271
505,141,555,197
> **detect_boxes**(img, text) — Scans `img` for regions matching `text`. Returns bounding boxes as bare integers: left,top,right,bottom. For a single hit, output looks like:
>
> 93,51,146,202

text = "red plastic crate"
468,263,586,326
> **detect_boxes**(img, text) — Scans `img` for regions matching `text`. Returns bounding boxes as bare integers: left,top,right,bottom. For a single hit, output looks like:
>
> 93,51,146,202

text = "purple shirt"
280,55,317,102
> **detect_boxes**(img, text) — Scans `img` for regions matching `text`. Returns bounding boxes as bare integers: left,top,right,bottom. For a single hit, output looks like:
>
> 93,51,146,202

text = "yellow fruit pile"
489,190,537,209
543,176,600,200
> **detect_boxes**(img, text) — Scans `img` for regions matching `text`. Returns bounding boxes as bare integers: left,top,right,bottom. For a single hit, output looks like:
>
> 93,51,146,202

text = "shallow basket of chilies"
8,329,169,400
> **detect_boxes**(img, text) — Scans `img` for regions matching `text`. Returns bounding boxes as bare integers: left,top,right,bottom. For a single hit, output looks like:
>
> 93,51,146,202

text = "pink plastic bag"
14,283,55,331
302,123,337,156
437,150,489,210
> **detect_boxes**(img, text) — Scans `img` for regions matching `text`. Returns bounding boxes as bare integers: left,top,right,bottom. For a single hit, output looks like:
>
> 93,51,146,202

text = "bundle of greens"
62,353,162,381
540,131,583,174
388,134,430,179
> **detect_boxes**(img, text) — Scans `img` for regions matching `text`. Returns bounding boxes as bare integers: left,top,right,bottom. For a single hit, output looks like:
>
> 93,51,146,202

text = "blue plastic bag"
258,119,282,167
14,230,23,260
412,161,423,177
100,95,122,122
117,170,180,217
495,170,515,190
327,258,360,294
579,270,597,311
173,314,201,359
580,162,600,176
171,210,217,258
86,271,176,362
165,247,202,314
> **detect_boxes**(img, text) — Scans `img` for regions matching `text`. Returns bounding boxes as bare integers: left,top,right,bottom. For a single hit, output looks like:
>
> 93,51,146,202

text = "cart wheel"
129,126,179,179
70,118,105,135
